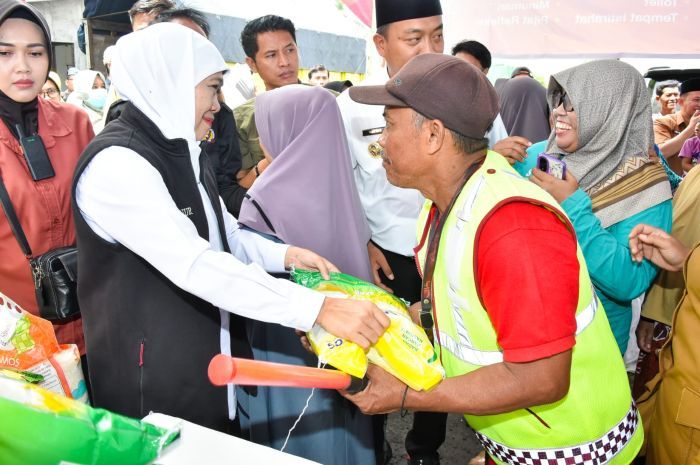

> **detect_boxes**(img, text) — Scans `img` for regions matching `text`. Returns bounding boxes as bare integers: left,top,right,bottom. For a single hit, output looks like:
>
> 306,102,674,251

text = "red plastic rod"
208,354,358,390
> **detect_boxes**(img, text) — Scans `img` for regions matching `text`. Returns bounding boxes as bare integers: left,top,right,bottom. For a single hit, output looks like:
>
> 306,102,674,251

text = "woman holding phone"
0,0,93,362
530,60,672,354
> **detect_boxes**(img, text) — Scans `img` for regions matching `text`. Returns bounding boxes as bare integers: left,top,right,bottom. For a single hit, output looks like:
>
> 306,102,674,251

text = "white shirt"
336,73,509,257
76,146,325,419
337,73,426,257
488,114,509,147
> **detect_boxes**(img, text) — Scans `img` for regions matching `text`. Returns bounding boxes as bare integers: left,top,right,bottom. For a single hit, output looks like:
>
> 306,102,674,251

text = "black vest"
72,103,238,431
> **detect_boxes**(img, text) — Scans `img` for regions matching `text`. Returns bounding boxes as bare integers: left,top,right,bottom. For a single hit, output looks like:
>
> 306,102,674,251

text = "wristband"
254,163,261,177
400,385,410,417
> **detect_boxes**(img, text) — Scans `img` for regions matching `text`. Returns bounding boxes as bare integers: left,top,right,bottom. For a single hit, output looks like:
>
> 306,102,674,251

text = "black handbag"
0,175,80,322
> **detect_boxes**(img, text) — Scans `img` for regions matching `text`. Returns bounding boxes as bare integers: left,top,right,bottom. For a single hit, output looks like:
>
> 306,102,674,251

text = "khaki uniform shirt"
233,97,263,171
654,112,688,174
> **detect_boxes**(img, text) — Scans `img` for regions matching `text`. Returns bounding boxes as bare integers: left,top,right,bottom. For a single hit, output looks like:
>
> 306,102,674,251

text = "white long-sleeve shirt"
75,146,325,418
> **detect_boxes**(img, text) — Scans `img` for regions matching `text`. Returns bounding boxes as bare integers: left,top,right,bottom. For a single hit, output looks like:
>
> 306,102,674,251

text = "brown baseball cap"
349,53,499,139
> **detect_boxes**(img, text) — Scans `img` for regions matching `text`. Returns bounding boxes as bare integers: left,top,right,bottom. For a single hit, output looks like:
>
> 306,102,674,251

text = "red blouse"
0,98,94,353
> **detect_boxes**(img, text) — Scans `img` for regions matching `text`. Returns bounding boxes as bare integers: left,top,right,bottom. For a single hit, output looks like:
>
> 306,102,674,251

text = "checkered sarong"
475,402,638,465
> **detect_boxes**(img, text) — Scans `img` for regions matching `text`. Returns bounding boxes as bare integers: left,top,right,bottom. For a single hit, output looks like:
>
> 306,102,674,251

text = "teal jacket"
561,189,672,353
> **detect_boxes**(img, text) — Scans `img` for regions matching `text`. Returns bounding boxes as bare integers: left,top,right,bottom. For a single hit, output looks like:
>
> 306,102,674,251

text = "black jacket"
202,101,247,218
71,102,238,432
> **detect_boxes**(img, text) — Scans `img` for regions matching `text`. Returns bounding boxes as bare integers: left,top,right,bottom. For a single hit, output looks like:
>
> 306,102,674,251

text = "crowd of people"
1,0,700,464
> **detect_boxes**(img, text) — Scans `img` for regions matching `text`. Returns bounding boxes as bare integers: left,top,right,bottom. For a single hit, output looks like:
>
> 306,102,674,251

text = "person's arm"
657,110,700,157
492,136,532,165
682,156,695,174
343,351,572,415
342,202,579,414
76,147,389,346
237,158,269,189
561,190,671,301
629,223,690,272
531,169,672,301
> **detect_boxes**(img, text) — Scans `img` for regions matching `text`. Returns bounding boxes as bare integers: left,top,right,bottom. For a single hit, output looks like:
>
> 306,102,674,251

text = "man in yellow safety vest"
341,53,642,465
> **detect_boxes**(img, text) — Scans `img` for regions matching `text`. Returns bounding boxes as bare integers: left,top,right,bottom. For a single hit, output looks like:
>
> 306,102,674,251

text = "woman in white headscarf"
72,23,388,433
66,69,107,132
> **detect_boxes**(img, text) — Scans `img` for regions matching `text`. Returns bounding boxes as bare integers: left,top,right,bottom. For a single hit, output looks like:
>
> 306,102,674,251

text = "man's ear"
245,56,258,74
426,119,447,156
373,33,386,59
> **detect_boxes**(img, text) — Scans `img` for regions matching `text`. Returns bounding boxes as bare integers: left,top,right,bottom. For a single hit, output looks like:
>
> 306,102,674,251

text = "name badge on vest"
181,207,193,217
362,126,384,137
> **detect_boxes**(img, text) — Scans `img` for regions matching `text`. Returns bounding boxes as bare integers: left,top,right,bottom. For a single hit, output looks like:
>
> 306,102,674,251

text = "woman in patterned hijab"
531,59,673,355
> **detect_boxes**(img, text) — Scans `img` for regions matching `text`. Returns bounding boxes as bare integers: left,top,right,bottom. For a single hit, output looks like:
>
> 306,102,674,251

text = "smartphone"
537,153,566,180
20,134,55,181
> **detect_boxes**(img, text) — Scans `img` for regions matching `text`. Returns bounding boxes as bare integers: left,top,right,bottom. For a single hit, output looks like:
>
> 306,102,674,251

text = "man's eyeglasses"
40,88,58,98
553,91,574,112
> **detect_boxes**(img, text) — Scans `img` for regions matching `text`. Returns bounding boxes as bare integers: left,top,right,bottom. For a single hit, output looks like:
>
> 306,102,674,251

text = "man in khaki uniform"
629,223,700,465
235,15,301,187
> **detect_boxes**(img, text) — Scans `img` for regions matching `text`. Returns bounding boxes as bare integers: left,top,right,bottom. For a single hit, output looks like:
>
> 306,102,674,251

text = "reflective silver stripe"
437,330,504,366
475,402,639,465
455,174,486,224
440,294,598,367
575,290,598,336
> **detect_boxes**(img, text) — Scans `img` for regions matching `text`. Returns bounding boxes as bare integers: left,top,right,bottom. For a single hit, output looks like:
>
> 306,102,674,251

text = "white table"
143,413,321,465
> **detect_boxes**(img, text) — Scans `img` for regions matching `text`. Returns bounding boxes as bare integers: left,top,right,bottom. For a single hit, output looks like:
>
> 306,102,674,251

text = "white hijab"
66,70,106,120
110,23,227,176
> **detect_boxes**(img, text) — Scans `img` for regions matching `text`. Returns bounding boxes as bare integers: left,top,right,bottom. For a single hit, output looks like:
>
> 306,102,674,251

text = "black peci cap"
375,0,442,28
680,77,700,95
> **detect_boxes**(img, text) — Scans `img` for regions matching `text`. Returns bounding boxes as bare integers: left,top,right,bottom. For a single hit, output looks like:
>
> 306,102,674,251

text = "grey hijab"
498,77,550,143
546,60,670,228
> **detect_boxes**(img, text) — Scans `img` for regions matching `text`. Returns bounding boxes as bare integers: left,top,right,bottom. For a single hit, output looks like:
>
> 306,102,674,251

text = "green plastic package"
0,375,179,465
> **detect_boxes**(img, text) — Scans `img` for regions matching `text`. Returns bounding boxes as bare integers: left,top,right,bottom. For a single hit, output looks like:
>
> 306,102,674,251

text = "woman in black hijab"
0,0,94,381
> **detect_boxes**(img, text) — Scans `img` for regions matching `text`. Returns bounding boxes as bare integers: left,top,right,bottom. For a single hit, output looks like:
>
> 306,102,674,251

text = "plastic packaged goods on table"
0,376,178,465
0,290,87,402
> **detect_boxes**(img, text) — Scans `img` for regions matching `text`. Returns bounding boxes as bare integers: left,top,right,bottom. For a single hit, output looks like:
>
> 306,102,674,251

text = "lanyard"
419,160,483,331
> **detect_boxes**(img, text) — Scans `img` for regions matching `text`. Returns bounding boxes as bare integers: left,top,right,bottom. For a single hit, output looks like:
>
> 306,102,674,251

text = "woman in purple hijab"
236,85,375,465
239,84,372,280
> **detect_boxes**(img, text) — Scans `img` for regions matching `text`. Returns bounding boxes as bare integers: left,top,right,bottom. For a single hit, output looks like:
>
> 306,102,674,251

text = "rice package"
0,375,179,465
293,270,444,391
0,291,88,402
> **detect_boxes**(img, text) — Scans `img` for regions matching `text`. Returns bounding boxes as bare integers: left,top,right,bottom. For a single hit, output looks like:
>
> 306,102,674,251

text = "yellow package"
293,270,444,391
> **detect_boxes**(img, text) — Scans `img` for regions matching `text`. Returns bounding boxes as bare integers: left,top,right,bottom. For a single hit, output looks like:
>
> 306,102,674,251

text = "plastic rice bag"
293,270,444,391
0,375,179,465
0,291,87,402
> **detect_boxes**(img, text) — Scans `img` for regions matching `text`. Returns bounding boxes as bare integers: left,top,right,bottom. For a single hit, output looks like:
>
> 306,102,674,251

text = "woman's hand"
284,246,339,279
530,168,579,203
636,319,654,353
493,136,532,165
628,224,690,272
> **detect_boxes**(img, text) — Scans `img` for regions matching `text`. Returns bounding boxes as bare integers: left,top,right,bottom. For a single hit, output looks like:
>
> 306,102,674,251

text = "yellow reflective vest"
415,152,642,465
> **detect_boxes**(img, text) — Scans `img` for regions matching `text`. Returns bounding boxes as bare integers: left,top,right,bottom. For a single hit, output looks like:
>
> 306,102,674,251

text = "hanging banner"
444,0,699,57
340,0,372,27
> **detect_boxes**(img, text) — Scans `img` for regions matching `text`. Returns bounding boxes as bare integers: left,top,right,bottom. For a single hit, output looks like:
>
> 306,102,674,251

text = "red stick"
208,354,366,391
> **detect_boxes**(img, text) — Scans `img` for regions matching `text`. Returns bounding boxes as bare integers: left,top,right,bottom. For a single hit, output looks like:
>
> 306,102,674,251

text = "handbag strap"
0,174,33,258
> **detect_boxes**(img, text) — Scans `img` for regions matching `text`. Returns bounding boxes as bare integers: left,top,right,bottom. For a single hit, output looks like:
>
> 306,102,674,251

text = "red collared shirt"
0,99,93,353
